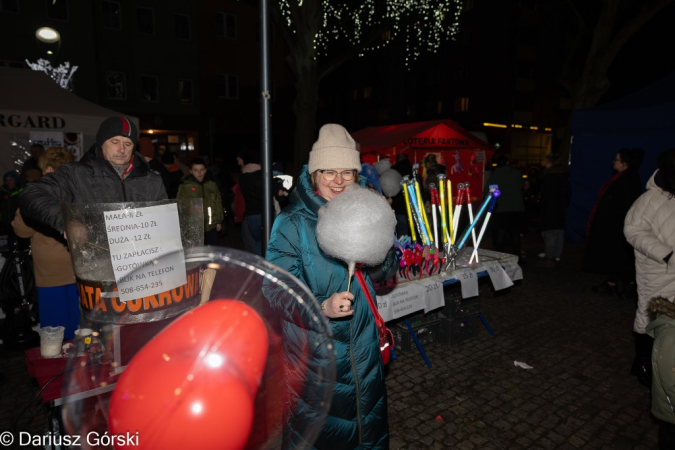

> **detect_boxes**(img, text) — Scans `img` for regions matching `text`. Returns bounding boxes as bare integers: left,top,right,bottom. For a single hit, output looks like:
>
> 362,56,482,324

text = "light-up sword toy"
469,189,501,264
464,182,480,263
444,191,494,271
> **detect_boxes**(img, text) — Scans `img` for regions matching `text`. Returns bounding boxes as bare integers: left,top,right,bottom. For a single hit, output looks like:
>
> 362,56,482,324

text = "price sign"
379,283,425,321
501,258,523,281
416,279,444,313
486,262,513,291
105,204,187,302
375,290,395,322
455,268,480,298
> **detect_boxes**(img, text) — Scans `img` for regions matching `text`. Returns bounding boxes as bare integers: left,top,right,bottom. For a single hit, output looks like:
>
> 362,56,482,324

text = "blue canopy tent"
567,71,675,242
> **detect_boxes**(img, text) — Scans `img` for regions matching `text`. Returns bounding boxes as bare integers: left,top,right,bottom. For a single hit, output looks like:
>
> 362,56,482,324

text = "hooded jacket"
265,165,392,449
647,297,675,424
19,145,167,233
176,175,223,233
582,167,642,274
624,170,675,333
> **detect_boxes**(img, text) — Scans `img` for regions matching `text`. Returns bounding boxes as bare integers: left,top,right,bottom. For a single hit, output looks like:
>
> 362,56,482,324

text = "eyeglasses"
319,170,356,181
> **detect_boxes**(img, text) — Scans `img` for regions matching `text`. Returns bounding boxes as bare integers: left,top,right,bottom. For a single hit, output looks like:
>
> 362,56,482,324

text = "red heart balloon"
109,300,269,450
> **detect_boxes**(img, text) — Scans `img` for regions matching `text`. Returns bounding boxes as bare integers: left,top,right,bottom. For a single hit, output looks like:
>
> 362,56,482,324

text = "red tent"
352,119,494,197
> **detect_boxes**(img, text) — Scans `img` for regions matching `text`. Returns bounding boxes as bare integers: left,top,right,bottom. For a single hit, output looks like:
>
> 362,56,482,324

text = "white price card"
416,279,444,313
486,262,514,291
105,204,187,302
455,268,480,298
377,283,425,321
501,258,523,281
375,291,395,322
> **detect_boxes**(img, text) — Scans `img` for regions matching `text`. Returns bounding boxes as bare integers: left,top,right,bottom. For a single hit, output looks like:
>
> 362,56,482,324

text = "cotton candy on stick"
316,185,396,292
380,168,403,198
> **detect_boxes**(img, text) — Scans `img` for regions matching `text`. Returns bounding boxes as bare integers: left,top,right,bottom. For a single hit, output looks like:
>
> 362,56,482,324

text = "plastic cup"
39,326,65,358
74,328,93,354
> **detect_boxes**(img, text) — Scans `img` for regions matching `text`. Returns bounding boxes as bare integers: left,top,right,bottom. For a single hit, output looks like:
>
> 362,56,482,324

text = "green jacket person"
177,158,224,246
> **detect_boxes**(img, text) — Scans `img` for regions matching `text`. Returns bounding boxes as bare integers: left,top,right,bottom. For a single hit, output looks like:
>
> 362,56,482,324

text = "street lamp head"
36,27,60,43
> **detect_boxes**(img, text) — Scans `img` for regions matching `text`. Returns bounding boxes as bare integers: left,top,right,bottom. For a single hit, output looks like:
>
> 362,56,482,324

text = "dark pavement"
0,229,658,449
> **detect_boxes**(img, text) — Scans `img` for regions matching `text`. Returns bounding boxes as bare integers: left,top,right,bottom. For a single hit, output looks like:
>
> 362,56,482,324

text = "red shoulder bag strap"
355,270,394,365
354,270,383,326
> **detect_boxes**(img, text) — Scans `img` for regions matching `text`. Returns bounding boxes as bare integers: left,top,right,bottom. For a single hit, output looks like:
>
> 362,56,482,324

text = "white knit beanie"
308,124,362,173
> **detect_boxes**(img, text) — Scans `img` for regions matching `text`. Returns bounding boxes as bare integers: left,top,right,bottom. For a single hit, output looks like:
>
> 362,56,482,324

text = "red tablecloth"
24,345,118,403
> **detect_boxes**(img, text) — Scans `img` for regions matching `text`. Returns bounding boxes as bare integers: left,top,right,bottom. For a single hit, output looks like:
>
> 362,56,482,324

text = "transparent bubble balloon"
60,247,335,450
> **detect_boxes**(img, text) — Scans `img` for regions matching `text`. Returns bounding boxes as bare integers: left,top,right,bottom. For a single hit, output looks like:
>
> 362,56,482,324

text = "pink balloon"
109,300,269,450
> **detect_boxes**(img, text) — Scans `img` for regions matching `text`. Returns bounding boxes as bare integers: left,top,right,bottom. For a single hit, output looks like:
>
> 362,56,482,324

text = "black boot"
631,332,654,388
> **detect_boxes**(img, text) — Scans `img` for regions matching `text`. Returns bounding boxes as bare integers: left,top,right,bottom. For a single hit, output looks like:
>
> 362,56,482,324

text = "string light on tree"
277,0,462,67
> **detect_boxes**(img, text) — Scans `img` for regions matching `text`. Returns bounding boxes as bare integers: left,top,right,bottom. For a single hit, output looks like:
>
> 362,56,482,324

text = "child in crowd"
177,158,224,246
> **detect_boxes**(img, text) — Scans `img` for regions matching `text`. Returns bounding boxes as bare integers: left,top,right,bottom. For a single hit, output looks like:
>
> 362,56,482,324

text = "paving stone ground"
385,237,657,449
0,232,659,449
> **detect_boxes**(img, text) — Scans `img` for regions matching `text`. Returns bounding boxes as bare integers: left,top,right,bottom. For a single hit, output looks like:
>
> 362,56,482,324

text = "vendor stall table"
375,248,522,367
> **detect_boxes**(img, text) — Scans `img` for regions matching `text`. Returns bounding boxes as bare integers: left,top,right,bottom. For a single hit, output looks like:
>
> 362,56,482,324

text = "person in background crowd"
12,147,79,340
646,296,675,448
176,158,224,246
19,116,167,235
537,153,571,267
391,154,413,237
207,154,235,235
161,151,184,199
137,137,172,198
1,171,22,241
624,148,675,388
485,154,525,263
175,153,190,177
361,162,382,193
238,148,273,256
522,178,539,235
24,168,42,184
266,123,394,449
19,144,44,186
584,148,644,299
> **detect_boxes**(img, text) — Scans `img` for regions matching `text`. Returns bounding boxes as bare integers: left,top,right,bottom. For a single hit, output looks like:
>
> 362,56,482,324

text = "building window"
0,0,20,13
102,1,121,30
106,72,126,100
215,13,237,38
454,97,469,112
216,74,238,99
178,79,193,104
141,76,159,102
137,7,154,35
46,0,68,21
174,14,191,40
437,101,443,114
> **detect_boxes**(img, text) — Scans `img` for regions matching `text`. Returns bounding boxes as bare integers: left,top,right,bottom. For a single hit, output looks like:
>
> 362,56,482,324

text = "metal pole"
260,0,273,256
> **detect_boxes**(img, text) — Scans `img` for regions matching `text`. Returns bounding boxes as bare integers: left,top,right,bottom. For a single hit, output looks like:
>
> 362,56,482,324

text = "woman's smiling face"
316,169,356,202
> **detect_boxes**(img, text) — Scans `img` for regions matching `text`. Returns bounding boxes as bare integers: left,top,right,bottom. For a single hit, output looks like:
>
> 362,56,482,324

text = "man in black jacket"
19,116,167,234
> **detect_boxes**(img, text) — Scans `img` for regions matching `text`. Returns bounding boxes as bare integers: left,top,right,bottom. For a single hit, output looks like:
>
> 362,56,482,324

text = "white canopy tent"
0,66,138,176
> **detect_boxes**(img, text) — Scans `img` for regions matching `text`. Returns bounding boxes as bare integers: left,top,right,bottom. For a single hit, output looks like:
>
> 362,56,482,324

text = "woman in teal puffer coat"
266,124,395,449
176,158,223,246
